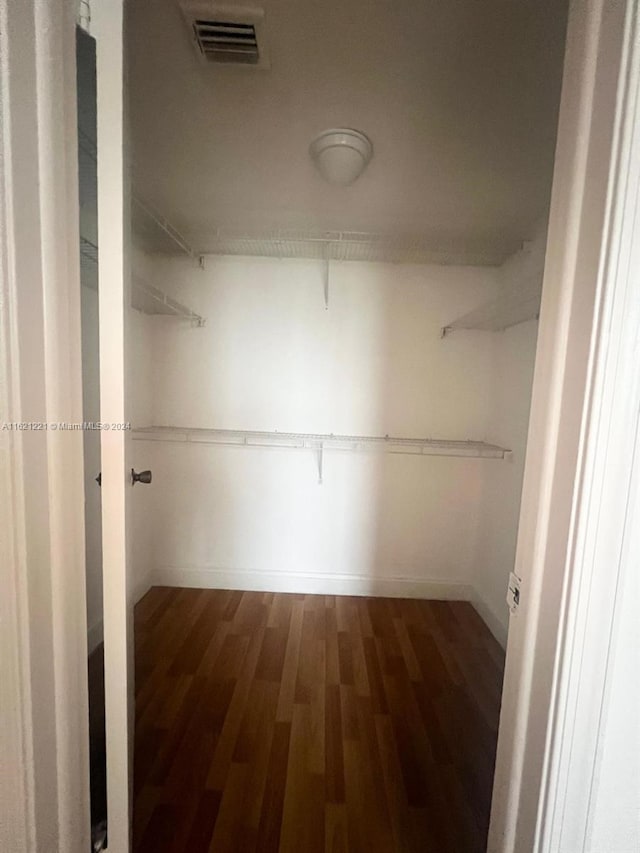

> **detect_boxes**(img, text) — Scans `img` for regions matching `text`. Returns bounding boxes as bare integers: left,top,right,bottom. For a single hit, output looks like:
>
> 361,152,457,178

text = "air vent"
179,2,269,69
193,19,259,64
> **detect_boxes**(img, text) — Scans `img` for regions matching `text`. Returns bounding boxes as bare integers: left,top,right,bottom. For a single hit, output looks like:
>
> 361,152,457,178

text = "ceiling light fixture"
309,128,373,186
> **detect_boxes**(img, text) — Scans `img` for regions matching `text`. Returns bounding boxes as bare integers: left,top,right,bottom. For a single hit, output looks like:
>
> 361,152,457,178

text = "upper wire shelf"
192,229,511,267
82,131,200,266
132,278,206,326
132,196,205,267
79,132,204,268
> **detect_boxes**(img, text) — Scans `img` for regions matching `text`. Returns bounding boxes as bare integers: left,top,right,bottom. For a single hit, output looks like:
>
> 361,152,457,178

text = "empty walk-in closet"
79,0,569,849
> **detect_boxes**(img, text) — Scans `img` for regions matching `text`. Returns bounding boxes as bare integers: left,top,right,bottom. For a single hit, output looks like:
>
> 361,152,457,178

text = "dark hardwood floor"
133,588,505,853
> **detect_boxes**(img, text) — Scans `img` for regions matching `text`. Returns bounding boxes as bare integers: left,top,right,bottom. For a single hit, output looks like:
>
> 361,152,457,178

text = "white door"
93,2,134,850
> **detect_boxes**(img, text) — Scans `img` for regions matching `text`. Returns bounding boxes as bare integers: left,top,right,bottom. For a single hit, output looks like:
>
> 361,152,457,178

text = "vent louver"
179,2,269,69
193,19,259,64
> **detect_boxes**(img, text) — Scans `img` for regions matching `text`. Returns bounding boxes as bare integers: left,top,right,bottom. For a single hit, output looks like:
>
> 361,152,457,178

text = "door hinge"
77,0,91,33
506,571,521,613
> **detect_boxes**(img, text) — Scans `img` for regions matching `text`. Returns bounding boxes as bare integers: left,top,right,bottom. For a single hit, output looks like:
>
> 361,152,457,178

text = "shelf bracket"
317,443,324,485
323,258,330,310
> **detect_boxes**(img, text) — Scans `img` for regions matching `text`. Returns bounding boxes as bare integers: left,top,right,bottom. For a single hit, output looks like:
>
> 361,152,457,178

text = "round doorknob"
131,468,152,485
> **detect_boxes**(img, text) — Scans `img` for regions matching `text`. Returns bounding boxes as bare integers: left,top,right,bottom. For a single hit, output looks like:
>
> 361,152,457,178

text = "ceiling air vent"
179,2,269,69
193,20,258,64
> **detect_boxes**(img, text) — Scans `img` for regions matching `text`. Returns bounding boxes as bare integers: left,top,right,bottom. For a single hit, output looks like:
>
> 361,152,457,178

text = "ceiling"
127,0,569,264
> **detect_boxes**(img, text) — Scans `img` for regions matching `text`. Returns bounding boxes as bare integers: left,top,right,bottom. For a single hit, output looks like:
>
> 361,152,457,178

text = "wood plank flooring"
133,588,505,853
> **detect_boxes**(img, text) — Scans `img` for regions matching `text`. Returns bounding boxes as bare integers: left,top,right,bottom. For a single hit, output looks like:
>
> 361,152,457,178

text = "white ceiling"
128,0,568,264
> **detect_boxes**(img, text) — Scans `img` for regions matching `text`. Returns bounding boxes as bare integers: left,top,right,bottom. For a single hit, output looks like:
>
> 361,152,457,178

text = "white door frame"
0,1,90,852
1,0,639,851
489,0,640,850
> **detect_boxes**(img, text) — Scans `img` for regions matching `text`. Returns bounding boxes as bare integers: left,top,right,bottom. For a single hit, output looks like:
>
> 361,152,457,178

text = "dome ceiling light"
309,128,373,186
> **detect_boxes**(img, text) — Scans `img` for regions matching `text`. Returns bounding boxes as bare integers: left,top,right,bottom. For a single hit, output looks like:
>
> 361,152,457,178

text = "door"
77,23,109,850
92,2,134,850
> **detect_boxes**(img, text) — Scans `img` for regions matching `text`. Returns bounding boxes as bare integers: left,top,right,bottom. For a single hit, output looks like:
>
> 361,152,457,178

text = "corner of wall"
131,569,154,607
470,225,547,652
470,586,509,648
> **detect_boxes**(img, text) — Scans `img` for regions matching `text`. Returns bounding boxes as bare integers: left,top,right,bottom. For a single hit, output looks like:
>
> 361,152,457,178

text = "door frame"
1,0,639,851
0,1,90,852
488,0,640,849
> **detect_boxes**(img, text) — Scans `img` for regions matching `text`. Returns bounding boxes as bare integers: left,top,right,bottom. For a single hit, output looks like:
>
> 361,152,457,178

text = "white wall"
151,257,498,436
472,321,538,644
131,255,509,599
472,229,546,645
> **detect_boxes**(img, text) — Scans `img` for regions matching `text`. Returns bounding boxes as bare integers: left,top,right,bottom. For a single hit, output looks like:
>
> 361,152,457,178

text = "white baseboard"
470,588,509,648
150,565,473,602
95,567,506,648
132,570,153,606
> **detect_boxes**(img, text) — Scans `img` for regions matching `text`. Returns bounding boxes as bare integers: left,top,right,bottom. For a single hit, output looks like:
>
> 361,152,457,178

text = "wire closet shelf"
172,229,509,267
132,278,206,326
132,426,510,459
79,234,205,325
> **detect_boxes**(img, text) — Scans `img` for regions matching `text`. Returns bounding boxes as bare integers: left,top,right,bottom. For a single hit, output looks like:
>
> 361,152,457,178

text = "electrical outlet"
506,571,521,613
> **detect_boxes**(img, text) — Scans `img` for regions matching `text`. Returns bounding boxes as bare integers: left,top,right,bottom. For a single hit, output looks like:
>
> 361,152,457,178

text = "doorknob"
131,468,152,485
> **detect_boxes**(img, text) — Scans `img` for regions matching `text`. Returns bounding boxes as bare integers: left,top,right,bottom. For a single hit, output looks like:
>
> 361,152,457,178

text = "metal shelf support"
323,258,330,310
